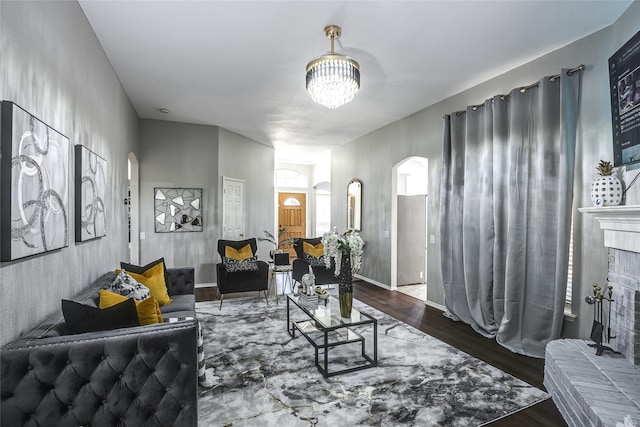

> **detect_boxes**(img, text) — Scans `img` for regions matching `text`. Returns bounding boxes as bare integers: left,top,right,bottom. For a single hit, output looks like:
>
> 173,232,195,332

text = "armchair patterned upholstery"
216,238,269,309
292,237,336,285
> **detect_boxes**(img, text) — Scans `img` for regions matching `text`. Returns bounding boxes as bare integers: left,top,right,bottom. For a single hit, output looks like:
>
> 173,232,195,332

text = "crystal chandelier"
306,25,360,109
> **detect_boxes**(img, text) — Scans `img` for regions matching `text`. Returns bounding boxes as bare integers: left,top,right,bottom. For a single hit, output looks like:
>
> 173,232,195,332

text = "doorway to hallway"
392,156,428,302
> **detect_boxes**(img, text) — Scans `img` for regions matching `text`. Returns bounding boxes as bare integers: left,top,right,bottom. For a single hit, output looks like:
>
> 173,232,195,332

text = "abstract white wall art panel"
75,145,107,242
1,101,70,261
154,187,203,233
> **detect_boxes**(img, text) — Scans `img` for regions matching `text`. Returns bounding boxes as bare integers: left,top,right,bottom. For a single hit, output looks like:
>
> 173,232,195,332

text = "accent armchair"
292,237,336,286
216,238,269,309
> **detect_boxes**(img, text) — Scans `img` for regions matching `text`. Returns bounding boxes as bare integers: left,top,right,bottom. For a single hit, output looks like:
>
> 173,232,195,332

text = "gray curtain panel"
440,70,580,358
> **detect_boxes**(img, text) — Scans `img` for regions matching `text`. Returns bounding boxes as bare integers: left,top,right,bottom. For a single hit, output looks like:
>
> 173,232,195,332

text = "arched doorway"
391,157,428,300
128,153,140,264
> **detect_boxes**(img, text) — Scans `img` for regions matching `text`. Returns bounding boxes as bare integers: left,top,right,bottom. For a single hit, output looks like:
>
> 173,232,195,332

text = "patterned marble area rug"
196,297,548,426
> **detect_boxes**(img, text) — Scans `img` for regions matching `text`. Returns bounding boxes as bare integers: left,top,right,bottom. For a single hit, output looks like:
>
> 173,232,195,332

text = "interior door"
397,195,427,286
278,192,306,258
222,177,244,240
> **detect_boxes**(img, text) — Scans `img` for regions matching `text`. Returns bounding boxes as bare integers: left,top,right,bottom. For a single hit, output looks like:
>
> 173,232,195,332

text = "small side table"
269,263,293,304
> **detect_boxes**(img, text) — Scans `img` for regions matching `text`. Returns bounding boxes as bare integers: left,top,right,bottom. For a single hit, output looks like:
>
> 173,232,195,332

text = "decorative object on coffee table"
315,286,329,300
590,160,623,206
300,269,316,294
322,228,364,318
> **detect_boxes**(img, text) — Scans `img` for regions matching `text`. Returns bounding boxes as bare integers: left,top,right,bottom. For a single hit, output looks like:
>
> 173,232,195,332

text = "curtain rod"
445,65,586,117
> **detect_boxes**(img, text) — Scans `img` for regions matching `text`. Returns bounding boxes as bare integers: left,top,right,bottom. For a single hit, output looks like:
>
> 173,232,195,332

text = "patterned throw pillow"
109,270,151,301
303,252,325,267
223,255,259,273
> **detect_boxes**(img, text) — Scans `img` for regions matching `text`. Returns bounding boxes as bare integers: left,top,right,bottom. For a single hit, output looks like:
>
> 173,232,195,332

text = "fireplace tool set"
585,282,619,356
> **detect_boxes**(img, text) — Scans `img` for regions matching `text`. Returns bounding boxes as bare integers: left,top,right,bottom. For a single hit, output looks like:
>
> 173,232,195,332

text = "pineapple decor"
590,160,622,206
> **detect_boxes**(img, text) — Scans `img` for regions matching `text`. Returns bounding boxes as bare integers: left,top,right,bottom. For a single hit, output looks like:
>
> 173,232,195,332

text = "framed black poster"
609,30,640,167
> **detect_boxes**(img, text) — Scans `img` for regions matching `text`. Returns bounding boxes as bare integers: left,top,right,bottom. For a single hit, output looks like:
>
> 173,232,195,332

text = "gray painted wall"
218,127,275,262
138,120,220,283
331,2,640,342
137,121,275,285
0,1,138,346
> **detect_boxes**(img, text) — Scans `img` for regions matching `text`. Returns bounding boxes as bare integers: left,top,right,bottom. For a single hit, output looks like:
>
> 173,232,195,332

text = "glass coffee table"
286,294,378,378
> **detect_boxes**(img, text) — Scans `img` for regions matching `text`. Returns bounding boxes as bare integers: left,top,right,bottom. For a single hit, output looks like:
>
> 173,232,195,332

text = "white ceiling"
79,0,632,164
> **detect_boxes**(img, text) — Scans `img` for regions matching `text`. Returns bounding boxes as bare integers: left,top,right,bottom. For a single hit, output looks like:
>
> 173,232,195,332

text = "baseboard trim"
195,282,217,289
424,299,446,311
354,274,392,290
355,274,445,311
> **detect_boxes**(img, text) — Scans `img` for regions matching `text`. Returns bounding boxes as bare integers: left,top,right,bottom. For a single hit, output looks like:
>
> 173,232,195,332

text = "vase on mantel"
590,160,623,207
590,175,623,207
338,253,353,318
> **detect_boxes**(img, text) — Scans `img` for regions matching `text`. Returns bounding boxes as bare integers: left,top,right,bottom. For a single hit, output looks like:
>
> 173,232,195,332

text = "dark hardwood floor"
195,281,567,426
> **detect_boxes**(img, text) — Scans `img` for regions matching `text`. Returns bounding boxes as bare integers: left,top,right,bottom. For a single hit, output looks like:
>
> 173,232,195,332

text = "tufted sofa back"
165,267,195,296
1,268,198,427
1,322,197,426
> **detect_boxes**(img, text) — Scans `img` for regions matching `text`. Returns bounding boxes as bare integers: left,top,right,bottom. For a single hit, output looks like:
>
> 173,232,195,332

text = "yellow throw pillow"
136,296,163,325
116,262,172,306
225,244,254,261
303,241,324,258
99,289,126,308
99,290,162,325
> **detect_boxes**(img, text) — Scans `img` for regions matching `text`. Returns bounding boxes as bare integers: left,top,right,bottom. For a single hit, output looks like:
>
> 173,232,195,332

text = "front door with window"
278,192,306,258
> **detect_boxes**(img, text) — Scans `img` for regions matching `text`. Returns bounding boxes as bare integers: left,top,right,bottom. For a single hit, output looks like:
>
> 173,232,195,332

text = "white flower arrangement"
321,228,365,277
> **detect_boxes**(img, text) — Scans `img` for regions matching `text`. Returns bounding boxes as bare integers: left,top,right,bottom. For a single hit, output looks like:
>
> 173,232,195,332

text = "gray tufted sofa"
0,268,198,427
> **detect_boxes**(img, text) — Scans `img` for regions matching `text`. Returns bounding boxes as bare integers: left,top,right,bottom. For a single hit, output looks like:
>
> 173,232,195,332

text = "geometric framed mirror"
154,187,203,232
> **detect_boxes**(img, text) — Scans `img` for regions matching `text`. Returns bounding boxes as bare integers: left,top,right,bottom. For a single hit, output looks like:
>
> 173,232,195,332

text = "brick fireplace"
608,248,640,365
543,205,640,427
580,205,640,365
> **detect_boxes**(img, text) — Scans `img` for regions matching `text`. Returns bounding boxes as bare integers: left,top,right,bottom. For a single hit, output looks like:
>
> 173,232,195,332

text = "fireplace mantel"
579,205,640,253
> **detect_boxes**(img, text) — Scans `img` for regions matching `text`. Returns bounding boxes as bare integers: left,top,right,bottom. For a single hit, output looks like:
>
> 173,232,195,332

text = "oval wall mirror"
347,178,362,231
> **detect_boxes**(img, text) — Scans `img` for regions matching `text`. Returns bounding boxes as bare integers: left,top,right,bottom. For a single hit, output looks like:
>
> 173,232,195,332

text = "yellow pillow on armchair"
225,244,254,260
303,241,324,258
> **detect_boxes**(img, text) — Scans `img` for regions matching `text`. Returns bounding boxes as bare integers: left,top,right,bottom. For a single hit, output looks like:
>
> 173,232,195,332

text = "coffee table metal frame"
286,294,378,378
